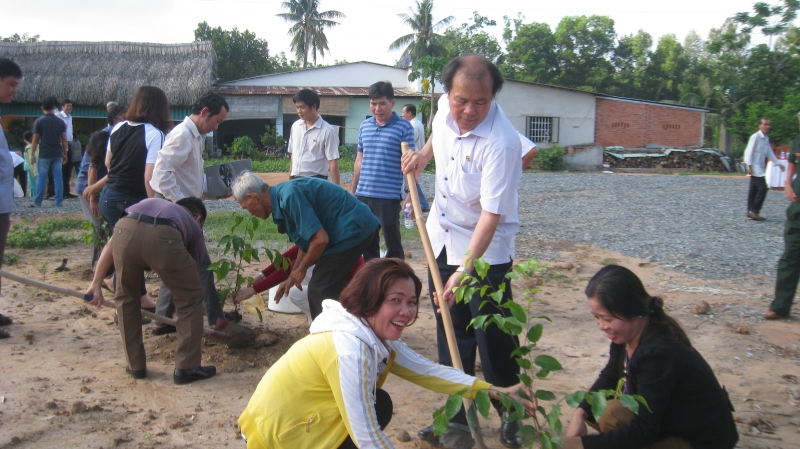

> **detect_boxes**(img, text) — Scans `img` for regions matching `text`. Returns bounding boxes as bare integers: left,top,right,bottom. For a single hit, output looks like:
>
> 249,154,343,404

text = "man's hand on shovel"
85,283,105,308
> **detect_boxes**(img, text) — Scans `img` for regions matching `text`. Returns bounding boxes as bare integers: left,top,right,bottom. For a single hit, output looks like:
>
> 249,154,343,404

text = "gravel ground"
12,172,786,280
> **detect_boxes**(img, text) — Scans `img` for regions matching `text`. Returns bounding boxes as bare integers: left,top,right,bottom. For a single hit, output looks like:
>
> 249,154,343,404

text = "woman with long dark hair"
562,265,738,449
239,258,535,449
99,86,171,231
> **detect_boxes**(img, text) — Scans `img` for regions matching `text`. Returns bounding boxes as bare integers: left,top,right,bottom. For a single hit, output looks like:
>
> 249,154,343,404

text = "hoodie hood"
311,300,386,349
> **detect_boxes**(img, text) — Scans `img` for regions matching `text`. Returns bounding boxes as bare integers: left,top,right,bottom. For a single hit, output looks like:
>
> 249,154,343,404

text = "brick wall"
595,97,702,148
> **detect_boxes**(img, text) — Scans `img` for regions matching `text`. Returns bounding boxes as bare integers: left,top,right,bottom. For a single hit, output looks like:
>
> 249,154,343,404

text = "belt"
290,174,327,180
124,212,180,231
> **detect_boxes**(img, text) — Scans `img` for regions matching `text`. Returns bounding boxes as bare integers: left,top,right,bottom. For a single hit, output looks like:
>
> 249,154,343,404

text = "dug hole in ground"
0,215,799,448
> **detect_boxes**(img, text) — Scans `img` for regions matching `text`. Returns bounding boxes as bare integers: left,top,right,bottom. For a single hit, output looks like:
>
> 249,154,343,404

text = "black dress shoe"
418,425,439,446
152,324,176,335
499,418,522,448
126,366,147,379
174,366,216,385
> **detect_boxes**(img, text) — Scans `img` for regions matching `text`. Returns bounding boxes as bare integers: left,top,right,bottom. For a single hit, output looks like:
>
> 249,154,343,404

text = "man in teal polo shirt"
232,171,379,318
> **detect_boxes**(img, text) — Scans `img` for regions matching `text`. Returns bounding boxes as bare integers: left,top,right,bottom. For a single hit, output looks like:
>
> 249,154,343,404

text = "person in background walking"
0,57,22,339
743,117,783,221
401,103,430,211
57,99,79,198
23,131,36,198
29,96,68,208
764,113,800,319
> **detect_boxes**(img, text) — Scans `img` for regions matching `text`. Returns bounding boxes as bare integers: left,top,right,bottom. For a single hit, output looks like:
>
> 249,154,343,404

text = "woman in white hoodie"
239,258,534,449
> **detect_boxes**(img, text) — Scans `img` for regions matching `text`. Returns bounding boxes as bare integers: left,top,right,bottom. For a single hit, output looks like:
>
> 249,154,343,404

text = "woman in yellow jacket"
239,258,534,449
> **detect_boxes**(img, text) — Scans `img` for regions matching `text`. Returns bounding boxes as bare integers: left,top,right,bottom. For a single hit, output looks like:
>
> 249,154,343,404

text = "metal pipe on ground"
0,269,256,348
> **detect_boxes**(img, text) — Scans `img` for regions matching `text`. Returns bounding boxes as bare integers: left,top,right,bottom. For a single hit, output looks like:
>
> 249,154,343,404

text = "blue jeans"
35,157,63,206
403,180,430,210
99,187,146,233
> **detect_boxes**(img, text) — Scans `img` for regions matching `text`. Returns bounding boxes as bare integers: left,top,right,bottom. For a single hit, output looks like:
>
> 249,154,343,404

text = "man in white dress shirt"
744,117,784,221
288,89,340,185
401,54,523,448
149,92,230,332
57,99,79,198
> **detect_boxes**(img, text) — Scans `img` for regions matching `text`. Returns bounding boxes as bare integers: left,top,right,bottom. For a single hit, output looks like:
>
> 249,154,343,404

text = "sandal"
0,329,9,339
0,314,12,326
152,324,176,335
763,310,787,320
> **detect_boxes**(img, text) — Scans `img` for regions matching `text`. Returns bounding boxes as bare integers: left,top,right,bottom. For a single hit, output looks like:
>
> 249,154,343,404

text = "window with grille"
527,117,560,143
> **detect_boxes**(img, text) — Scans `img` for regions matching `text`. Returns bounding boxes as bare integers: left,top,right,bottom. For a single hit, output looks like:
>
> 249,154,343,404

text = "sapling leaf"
489,290,504,304
516,358,532,369
518,373,533,387
475,390,491,418
511,346,532,358
469,315,488,330
432,409,449,436
534,355,564,371
591,392,607,423
564,391,585,408
535,390,557,401
547,404,562,433
535,368,550,378
503,317,523,334
474,258,488,278
532,315,553,322
632,395,652,412
505,301,527,322
494,316,506,329
445,394,462,419
480,285,489,296
527,323,543,343
551,436,564,447
541,434,553,449
455,286,465,304
255,307,263,323
619,394,639,414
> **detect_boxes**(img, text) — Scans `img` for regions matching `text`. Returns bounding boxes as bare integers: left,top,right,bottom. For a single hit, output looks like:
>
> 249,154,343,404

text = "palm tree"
277,0,345,69
389,0,454,60
389,0,454,127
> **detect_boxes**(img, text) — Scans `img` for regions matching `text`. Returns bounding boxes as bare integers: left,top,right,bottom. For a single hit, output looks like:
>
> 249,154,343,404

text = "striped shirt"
356,112,415,200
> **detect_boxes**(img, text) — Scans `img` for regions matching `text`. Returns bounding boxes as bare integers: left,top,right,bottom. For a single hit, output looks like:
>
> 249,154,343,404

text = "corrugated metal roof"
214,85,424,97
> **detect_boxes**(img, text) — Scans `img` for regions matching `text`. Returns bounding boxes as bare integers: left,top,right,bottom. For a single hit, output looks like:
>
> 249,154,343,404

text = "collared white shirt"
410,117,426,153
150,116,205,200
58,110,73,140
743,130,780,177
288,116,339,178
428,94,522,266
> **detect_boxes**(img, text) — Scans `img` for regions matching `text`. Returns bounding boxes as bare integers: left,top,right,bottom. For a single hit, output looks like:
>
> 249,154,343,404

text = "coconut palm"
389,0,454,60
277,0,345,69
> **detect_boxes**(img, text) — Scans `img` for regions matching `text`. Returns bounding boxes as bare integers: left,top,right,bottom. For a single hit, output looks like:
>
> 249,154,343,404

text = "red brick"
595,98,702,148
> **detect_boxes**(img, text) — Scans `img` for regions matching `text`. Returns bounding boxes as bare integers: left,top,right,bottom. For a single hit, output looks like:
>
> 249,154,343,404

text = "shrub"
227,136,257,158
261,125,285,152
536,144,566,171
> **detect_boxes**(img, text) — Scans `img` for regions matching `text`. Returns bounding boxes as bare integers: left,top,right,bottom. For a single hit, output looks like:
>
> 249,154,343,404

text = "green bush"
260,125,285,151
536,144,566,171
227,136,257,158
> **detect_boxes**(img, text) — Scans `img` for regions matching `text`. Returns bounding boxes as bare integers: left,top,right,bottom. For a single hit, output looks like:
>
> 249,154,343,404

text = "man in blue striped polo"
350,81,416,260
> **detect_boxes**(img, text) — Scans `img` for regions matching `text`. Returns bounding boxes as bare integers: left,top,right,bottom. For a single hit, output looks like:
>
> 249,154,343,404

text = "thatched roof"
0,41,216,106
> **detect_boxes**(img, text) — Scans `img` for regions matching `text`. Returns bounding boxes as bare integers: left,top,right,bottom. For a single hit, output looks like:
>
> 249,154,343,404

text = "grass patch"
7,217,87,249
598,258,619,266
204,154,357,174
3,252,20,265
203,211,293,256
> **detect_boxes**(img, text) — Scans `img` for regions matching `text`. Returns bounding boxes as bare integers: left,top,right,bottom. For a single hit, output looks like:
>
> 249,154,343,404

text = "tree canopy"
277,0,345,69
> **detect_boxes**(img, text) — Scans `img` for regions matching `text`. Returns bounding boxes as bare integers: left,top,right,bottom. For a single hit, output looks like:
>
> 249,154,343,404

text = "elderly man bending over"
231,172,379,319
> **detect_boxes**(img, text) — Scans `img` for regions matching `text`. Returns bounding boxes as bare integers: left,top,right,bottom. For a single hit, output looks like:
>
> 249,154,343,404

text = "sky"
0,0,774,68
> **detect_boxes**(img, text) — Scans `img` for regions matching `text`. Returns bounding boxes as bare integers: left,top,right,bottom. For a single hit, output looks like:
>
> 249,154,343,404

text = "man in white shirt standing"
401,104,430,211
57,99,78,198
149,92,230,332
402,54,523,448
288,89,340,185
744,117,783,221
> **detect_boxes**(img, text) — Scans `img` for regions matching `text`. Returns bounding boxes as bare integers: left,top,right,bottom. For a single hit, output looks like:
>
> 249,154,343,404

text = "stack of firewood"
604,150,727,171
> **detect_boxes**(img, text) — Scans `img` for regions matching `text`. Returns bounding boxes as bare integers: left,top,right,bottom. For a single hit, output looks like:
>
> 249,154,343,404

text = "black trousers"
61,159,73,194
306,232,375,318
748,175,768,214
13,164,26,196
357,196,404,261
430,249,520,422
338,388,393,449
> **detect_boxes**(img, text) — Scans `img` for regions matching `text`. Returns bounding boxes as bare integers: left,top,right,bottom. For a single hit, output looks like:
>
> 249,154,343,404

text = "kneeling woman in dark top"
563,265,738,449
